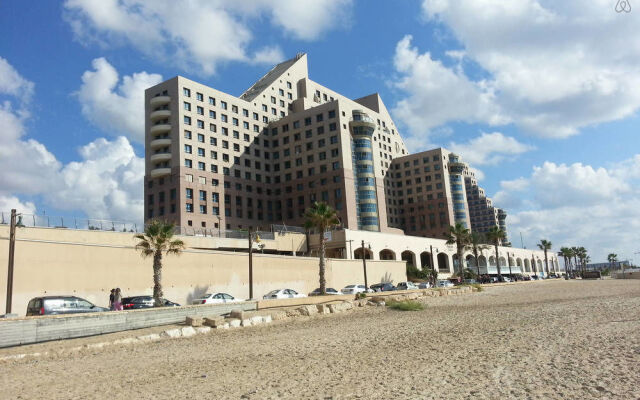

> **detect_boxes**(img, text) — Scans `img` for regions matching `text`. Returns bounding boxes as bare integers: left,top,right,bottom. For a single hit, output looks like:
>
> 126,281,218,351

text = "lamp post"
5,209,21,315
360,240,370,289
248,228,261,300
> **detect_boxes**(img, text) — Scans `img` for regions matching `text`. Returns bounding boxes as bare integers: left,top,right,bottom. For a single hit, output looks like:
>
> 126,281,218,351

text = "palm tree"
571,246,580,274
577,247,588,274
134,220,185,307
469,232,491,278
304,202,340,295
537,239,552,275
607,253,618,272
487,226,506,280
446,222,471,279
558,247,572,276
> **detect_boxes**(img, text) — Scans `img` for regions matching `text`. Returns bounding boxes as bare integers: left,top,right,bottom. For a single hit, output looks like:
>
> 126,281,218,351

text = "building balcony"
150,138,172,148
150,124,171,135
448,161,467,174
150,109,171,120
150,95,170,107
150,152,172,162
150,167,171,179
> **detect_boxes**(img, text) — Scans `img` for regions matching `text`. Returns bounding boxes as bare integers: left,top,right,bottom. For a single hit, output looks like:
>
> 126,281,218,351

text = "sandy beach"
1,279,639,399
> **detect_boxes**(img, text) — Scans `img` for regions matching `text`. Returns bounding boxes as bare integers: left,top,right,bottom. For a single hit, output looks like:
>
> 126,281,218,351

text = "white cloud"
394,0,640,139
0,57,34,104
63,0,353,75
77,57,162,143
251,46,285,66
391,35,505,140
494,156,640,262
0,58,144,225
448,131,534,166
0,195,36,216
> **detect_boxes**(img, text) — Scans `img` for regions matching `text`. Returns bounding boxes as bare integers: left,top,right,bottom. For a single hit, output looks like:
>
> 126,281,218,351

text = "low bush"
356,292,367,299
471,283,483,292
386,300,424,311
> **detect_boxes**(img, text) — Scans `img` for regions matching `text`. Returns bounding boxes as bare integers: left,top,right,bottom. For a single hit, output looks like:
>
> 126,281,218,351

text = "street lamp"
360,240,371,289
5,209,23,316
248,227,262,300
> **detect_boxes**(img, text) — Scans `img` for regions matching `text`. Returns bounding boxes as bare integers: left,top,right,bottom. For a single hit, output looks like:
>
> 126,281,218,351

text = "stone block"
297,305,318,316
161,329,182,339
203,316,226,328
316,304,330,314
185,316,203,327
377,301,386,307
181,326,197,337
270,311,288,320
85,342,109,349
407,293,419,300
139,333,162,341
113,337,139,345
229,309,245,320
285,309,301,317
227,319,241,328
251,316,264,325
262,315,272,323
241,319,252,327
195,326,212,334
370,296,385,303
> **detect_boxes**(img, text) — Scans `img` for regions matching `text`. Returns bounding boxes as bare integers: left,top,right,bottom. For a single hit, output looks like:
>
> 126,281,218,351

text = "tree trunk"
474,248,480,278
457,244,464,278
153,250,163,307
495,243,502,279
544,249,549,275
319,231,326,294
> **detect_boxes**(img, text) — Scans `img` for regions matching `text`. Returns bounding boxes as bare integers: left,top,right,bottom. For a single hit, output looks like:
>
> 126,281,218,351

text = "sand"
1,279,639,399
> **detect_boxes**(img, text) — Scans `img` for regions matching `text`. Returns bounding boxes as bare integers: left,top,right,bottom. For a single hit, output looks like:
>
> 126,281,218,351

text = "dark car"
122,296,180,309
308,288,342,296
26,296,108,316
370,283,395,292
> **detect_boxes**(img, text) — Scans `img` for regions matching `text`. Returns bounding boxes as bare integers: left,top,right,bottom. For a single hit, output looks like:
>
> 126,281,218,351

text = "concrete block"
113,337,140,345
227,319,241,328
230,309,245,320
181,326,197,337
138,333,162,342
195,326,212,334
297,305,318,316
161,329,182,339
203,316,226,327
85,342,110,350
270,311,288,320
185,316,203,327
370,296,386,303
241,319,252,327
316,304,330,314
262,315,272,323
377,301,386,307
250,316,264,325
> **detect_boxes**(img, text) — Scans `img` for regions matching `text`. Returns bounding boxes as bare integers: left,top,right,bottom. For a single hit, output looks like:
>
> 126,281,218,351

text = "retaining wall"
0,301,257,348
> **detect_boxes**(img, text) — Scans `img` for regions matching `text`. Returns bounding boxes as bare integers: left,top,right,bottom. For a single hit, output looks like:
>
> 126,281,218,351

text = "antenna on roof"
296,52,305,59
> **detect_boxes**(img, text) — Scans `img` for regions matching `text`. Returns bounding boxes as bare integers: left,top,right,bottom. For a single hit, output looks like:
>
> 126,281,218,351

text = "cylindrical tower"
447,153,468,228
349,110,380,231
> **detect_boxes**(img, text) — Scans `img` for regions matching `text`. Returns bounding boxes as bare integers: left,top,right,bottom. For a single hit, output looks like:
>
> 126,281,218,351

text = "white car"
436,280,454,288
341,284,371,294
262,289,307,300
192,292,242,305
309,287,342,296
418,282,432,289
396,281,419,291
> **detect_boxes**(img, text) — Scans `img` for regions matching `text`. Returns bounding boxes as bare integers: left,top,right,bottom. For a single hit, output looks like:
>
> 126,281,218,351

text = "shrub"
471,283,483,292
386,300,424,311
356,292,367,299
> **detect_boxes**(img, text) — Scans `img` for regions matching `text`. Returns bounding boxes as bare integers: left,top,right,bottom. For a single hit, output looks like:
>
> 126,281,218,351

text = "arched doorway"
401,250,416,268
499,257,507,267
437,253,450,272
354,247,373,260
379,249,396,260
489,256,496,266
478,255,488,267
524,259,531,272
516,258,523,273
420,251,432,269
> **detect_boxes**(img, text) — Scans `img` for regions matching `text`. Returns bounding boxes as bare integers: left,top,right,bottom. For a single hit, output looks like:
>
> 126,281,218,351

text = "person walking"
113,288,123,311
109,289,115,311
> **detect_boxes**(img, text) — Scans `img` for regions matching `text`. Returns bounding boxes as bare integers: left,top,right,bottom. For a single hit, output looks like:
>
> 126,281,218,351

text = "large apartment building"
144,53,508,242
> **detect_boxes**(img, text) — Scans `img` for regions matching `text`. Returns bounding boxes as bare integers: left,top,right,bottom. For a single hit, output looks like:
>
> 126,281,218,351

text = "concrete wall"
0,226,405,316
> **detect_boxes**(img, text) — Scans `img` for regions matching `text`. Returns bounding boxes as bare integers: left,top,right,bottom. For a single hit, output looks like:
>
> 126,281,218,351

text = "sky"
0,0,639,263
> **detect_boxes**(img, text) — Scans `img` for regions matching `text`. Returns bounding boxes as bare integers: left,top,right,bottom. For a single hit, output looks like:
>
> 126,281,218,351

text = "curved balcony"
150,138,171,148
448,161,467,174
150,152,172,162
150,124,171,135
150,167,171,179
150,109,171,120
150,96,170,107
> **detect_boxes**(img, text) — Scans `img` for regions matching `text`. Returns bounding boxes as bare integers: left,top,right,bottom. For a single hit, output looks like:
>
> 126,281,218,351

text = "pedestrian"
114,288,123,311
109,288,115,311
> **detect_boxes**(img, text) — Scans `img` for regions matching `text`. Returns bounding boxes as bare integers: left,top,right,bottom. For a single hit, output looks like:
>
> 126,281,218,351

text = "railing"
271,224,306,234
0,212,140,232
174,226,275,240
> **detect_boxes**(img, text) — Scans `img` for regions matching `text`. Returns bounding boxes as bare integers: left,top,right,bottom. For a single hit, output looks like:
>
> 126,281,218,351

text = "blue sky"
1,0,639,262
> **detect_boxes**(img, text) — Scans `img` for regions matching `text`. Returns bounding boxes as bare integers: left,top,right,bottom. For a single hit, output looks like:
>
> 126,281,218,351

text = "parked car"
192,293,241,305
309,287,342,296
262,289,306,300
463,279,479,284
341,284,371,294
395,281,419,291
26,296,108,316
122,296,180,309
521,275,531,281
436,280,454,288
370,282,396,292
499,276,512,283
418,282,432,289
530,275,540,280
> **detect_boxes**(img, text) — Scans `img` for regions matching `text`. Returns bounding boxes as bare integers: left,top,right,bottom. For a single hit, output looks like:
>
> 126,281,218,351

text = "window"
197,147,205,157
183,87,191,97
209,110,216,119
196,106,204,115
316,113,323,122
221,114,227,123
184,116,191,125
183,102,191,111
197,120,204,129
186,188,193,199
198,161,205,170
184,144,192,154
220,101,227,110
330,135,338,144
210,137,217,146
186,203,193,213
328,110,336,118
184,159,192,168
196,92,203,101
209,123,216,132
209,97,215,105
197,134,204,143
184,130,191,139
232,105,238,113
199,190,207,201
